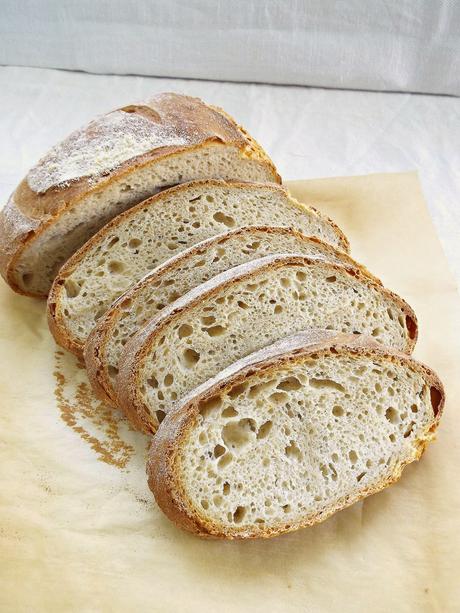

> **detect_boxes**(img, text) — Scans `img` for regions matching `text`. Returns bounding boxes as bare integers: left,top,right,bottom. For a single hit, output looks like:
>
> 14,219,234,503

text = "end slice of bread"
47,180,349,356
0,93,280,297
85,226,376,405
148,330,444,539
117,254,417,434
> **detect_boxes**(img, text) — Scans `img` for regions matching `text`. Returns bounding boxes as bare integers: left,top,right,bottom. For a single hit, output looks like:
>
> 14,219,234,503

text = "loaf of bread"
117,254,417,434
0,93,280,297
47,180,349,356
85,226,376,404
147,330,444,539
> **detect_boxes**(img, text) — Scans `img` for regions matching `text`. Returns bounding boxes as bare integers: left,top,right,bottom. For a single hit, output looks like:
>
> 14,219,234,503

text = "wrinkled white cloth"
1,66,459,284
1,0,459,95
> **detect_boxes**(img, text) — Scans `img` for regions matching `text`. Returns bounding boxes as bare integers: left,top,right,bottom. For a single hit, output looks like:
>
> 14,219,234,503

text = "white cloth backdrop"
1,0,459,96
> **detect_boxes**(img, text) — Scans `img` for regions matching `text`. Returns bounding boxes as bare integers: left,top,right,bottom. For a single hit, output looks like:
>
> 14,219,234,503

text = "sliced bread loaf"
147,329,444,539
117,254,417,434
85,226,377,404
0,93,280,297
47,180,349,356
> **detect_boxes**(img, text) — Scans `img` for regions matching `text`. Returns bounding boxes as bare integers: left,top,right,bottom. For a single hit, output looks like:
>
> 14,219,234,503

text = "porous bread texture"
8,143,277,296
48,181,349,355
117,255,417,434
148,332,444,539
85,226,375,405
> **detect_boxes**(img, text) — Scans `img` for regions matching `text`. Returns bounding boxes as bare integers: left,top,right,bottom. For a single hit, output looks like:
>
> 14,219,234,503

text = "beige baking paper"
1,172,459,612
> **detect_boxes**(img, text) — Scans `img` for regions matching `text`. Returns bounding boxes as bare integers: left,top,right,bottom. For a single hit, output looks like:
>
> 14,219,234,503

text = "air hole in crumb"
228,383,248,399
296,271,307,282
147,376,158,389
164,373,174,386
285,441,302,461
326,275,337,282
155,410,166,424
282,504,291,514
182,348,200,368
222,419,256,449
201,500,209,510
237,300,249,310
217,453,233,469
178,324,193,338
349,450,358,464
404,422,416,438
223,482,230,495
430,386,442,416
257,420,273,439
332,405,344,417
356,472,366,482
310,378,345,392
213,211,235,227
201,315,216,326
277,377,302,392
204,325,226,337
128,238,142,249
200,396,222,417
406,315,417,339
213,444,226,458
274,305,283,314
233,506,246,523
64,279,80,298
222,406,238,418
385,407,398,424
107,236,119,248
108,261,125,274
411,404,418,413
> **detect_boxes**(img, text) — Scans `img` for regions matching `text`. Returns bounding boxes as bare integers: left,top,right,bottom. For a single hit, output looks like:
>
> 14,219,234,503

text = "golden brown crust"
84,226,375,405
117,254,418,435
48,179,350,357
0,93,280,296
147,330,445,539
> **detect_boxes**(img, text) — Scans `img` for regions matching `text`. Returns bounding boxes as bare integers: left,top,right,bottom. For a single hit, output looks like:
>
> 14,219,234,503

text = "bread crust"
147,330,445,539
47,179,350,357
116,254,418,435
0,93,280,296
84,226,376,406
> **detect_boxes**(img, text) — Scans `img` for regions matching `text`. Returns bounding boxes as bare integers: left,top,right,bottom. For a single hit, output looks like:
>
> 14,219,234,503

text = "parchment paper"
1,173,459,612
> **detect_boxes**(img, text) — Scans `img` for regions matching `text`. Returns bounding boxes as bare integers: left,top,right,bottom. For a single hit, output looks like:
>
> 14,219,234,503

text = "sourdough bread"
117,254,417,434
0,93,280,296
48,180,349,356
148,330,444,539
85,226,376,404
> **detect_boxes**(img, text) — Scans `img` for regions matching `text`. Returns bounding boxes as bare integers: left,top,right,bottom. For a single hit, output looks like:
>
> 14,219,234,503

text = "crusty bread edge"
48,179,349,356
85,226,376,406
116,254,418,435
147,330,445,539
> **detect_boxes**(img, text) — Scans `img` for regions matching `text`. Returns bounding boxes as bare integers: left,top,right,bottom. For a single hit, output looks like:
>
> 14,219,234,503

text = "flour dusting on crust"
27,110,190,193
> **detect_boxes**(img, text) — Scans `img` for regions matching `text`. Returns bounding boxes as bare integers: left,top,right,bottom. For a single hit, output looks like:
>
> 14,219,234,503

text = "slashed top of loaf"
26,93,250,194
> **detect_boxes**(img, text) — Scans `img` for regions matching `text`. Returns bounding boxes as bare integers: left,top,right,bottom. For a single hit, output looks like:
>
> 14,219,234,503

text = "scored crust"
147,330,445,539
116,254,418,435
47,179,350,356
0,93,280,296
84,226,376,406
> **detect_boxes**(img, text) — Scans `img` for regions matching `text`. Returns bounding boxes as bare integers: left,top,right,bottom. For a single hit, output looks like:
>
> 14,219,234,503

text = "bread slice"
47,180,349,356
147,329,444,539
0,93,280,297
85,226,377,405
117,254,417,435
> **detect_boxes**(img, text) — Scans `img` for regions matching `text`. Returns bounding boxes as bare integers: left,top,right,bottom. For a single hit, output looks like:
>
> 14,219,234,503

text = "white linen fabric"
1,0,459,96
0,66,459,284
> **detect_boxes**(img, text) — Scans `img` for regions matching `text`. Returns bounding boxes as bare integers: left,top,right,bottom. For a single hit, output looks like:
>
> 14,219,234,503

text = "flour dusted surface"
27,111,190,193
